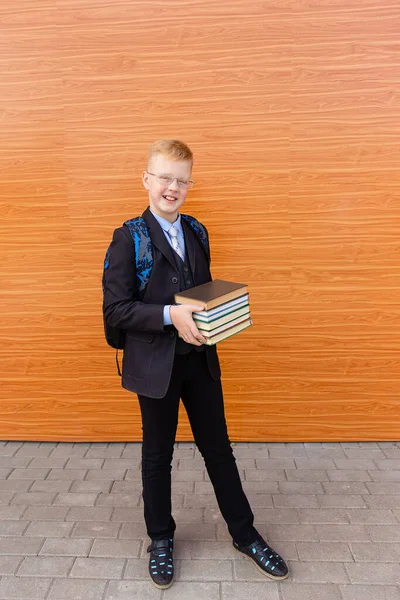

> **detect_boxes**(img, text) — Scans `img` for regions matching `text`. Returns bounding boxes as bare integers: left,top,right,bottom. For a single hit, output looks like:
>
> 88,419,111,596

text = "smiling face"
142,154,192,223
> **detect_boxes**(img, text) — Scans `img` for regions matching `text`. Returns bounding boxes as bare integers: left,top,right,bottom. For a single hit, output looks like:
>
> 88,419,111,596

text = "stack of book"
174,279,252,345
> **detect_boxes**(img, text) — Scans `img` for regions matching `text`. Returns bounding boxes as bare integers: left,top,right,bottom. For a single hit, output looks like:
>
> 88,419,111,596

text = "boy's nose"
168,179,180,191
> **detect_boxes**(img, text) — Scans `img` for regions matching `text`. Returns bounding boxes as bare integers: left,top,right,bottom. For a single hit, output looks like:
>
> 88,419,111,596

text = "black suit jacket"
103,207,221,398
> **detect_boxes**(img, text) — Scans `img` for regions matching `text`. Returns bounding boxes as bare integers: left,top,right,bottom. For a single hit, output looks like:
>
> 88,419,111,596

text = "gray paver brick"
345,563,400,584
366,525,400,541
221,581,280,600
156,581,220,600
0,537,44,555
96,492,140,507
244,468,286,481
28,458,68,469
316,524,369,542
269,447,307,458
8,468,49,480
110,482,140,494
22,507,69,521
0,520,28,535
11,492,57,506
346,508,397,524
334,459,377,470
71,480,113,493
339,584,400,600
72,521,120,538
54,492,98,506
322,482,369,495
65,458,104,469
366,482,400,494
104,580,162,599
350,542,400,562
17,556,74,577
46,469,86,480
47,578,107,600
0,491,16,504
298,509,349,524
0,556,23,575
296,541,353,562
368,470,400,481
0,457,31,468
265,524,318,541
285,469,328,482
288,560,350,583
1,480,32,492
174,558,233,581
0,467,13,478
318,495,366,508
15,445,54,458
0,576,51,599
86,447,124,458
70,557,125,579
363,495,400,509
343,448,386,459
87,468,127,480
278,482,324,494
375,460,400,470
327,470,371,482
39,538,92,556
24,521,74,537
295,458,336,470
66,506,112,521
29,480,71,493
103,459,140,470
90,539,141,558
273,494,319,508
280,583,342,600
255,459,296,470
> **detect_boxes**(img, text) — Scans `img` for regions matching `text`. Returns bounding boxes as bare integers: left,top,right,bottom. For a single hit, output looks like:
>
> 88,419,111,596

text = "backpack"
102,214,210,375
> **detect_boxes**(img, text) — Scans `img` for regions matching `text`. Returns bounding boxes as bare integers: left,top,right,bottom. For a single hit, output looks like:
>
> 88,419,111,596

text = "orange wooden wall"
1,0,399,441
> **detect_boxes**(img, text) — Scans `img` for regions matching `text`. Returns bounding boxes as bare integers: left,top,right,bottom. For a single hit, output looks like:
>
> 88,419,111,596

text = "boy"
103,139,288,589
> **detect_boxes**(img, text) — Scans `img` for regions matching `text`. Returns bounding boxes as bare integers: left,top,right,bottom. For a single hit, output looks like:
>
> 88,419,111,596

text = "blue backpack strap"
124,217,154,298
181,214,210,262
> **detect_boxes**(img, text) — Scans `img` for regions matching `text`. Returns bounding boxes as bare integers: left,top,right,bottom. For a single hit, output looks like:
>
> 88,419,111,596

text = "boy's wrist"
163,305,173,326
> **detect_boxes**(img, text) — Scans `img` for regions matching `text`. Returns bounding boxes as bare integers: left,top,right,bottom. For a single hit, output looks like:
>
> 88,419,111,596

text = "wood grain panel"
0,0,399,441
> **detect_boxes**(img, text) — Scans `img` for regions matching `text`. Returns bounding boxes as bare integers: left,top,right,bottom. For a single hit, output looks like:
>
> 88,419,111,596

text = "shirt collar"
150,210,183,235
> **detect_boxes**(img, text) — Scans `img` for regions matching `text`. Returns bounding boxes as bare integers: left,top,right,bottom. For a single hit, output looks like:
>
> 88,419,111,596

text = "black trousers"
138,349,258,545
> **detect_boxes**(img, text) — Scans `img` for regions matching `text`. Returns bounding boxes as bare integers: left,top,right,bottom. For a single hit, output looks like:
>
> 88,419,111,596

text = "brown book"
174,279,248,311
203,317,252,345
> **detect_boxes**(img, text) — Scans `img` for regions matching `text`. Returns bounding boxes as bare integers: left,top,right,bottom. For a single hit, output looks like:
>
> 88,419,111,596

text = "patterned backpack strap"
124,217,154,298
181,214,210,262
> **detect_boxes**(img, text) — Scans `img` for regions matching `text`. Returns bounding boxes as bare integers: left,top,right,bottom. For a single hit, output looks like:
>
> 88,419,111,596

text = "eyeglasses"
146,171,195,189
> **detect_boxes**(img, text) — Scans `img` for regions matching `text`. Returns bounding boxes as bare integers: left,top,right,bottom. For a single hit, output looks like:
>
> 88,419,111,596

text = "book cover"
174,279,247,311
200,313,251,337
193,294,249,321
203,317,252,345
195,305,251,332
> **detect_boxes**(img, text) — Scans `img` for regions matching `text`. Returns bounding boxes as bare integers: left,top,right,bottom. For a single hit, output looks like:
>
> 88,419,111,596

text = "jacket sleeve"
102,226,165,333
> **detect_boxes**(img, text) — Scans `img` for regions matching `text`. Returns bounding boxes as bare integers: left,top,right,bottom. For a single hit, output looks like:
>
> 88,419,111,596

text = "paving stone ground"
0,441,400,599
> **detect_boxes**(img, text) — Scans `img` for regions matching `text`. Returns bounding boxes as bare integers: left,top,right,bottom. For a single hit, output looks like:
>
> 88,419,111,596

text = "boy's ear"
142,170,150,190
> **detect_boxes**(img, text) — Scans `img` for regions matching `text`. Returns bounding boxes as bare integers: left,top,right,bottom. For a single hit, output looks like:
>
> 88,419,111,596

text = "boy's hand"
169,304,207,346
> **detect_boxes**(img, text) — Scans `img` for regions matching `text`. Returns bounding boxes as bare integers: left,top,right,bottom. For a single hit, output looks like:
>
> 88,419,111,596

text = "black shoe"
233,535,289,581
147,538,174,589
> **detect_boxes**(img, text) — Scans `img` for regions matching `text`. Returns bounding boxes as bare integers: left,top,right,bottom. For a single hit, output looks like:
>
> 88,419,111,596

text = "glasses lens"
156,175,173,185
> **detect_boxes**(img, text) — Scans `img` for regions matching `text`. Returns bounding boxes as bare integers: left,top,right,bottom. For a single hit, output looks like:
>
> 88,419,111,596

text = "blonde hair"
147,139,193,166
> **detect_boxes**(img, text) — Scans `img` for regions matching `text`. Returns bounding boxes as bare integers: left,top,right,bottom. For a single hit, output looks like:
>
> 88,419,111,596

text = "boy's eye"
159,175,171,183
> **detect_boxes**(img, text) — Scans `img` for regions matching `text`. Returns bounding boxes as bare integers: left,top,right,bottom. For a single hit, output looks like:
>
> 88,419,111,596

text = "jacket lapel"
142,207,178,271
